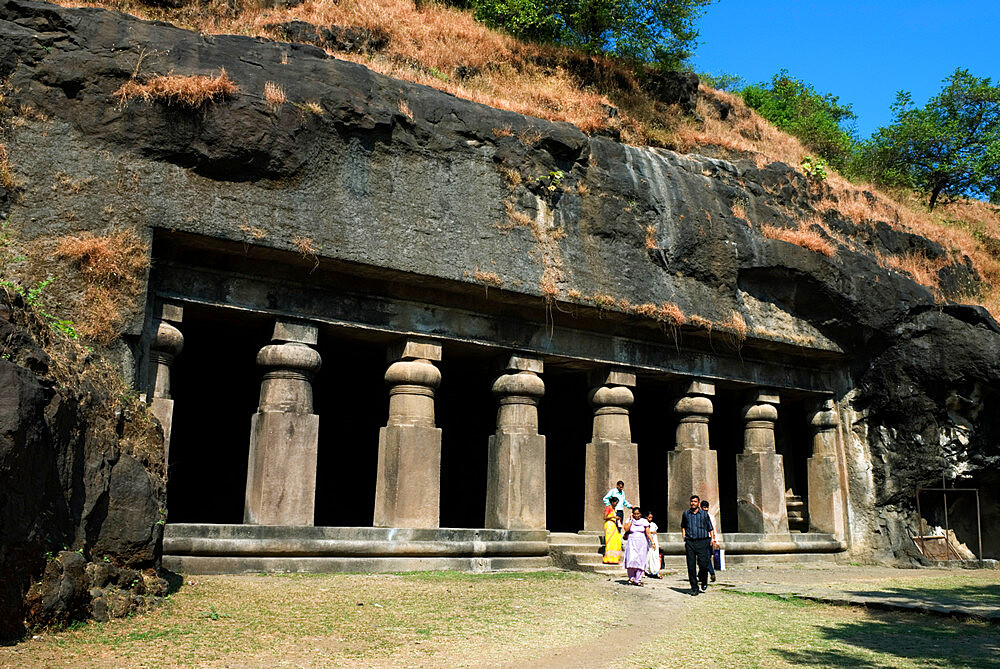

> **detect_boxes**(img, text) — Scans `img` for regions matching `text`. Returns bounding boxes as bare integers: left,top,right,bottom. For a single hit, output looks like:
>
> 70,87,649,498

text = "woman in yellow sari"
602,496,623,564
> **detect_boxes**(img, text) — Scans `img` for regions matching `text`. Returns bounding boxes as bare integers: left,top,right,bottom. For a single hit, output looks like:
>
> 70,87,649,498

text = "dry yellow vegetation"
48,0,1000,319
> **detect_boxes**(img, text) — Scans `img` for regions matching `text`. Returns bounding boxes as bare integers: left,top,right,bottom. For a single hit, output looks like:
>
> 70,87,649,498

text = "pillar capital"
674,379,715,449
742,389,779,454
587,367,636,389
388,337,442,363
808,397,839,430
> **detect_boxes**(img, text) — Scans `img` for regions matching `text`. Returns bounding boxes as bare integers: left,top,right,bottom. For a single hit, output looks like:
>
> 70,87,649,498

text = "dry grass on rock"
761,223,836,257
53,228,149,344
114,69,238,107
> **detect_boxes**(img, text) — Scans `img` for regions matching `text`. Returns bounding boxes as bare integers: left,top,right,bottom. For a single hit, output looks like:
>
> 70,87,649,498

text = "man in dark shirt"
681,494,714,595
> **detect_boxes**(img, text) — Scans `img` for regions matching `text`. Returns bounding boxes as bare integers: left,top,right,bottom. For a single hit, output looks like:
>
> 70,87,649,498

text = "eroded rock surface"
0,291,166,640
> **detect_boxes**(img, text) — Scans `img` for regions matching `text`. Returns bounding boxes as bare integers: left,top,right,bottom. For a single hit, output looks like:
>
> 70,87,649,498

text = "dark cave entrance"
311,329,386,527
167,307,271,523
540,368,591,533
775,395,811,532
436,347,497,529
632,377,677,529
711,388,743,534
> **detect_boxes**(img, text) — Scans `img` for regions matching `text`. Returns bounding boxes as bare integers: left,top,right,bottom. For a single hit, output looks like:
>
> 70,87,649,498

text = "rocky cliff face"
0,291,167,640
1,0,999,631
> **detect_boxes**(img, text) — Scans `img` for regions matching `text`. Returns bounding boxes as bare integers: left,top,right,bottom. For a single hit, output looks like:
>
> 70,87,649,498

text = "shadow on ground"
843,583,1000,608
774,614,1000,668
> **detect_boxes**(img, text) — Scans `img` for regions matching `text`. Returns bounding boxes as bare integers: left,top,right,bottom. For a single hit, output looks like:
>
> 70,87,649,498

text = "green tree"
857,69,1000,211
740,70,857,170
470,0,716,70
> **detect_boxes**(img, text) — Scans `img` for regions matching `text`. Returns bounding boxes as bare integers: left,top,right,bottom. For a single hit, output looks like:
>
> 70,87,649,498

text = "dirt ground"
2,565,998,668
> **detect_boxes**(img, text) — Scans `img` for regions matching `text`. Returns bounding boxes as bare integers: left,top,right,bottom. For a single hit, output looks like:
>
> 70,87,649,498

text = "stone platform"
163,524,552,574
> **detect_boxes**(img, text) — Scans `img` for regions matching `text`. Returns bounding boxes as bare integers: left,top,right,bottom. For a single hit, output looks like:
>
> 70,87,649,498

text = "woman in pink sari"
622,506,652,586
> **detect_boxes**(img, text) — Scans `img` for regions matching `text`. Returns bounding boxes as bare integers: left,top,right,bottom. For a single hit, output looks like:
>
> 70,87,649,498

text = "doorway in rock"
712,387,743,533
775,395,811,532
312,329,388,527
540,368,591,533
167,307,272,523
632,377,677,529
436,346,497,529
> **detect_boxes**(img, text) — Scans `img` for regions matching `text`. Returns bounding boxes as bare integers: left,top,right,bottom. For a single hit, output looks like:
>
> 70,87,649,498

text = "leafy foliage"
855,68,1000,211
469,0,716,70
741,70,857,170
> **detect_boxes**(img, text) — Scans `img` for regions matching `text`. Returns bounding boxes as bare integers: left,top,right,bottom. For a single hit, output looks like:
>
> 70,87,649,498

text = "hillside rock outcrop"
0,291,167,640
1,0,999,625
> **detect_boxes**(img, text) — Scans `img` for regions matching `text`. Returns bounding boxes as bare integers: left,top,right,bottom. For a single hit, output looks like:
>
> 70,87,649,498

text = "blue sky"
691,1,1000,139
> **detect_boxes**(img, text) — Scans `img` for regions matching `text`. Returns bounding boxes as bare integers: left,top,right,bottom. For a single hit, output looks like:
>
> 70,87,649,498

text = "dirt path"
496,572,698,669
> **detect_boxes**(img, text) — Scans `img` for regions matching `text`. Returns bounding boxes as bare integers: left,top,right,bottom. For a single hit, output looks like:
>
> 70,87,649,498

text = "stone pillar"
374,338,443,528
485,354,546,530
667,380,720,533
736,390,789,535
147,303,183,464
244,320,322,526
583,369,638,532
807,398,846,538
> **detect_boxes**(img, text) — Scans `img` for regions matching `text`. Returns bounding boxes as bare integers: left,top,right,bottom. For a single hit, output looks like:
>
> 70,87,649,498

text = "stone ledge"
165,524,549,543
164,524,550,558
657,532,845,555
163,555,554,574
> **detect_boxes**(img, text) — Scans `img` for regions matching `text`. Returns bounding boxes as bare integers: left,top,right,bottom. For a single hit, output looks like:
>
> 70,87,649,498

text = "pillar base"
244,412,319,526
736,451,788,534
584,439,638,532
808,454,845,538
374,425,442,528
667,447,720,533
486,432,546,530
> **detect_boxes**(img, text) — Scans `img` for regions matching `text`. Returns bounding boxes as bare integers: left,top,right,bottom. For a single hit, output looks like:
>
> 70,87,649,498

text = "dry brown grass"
0,143,16,190
645,225,657,249
238,223,267,240
473,268,503,287
689,314,713,332
761,223,836,257
731,201,747,221
397,98,413,119
54,229,149,344
592,293,616,308
114,69,238,107
263,81,286,106
717,309,747,342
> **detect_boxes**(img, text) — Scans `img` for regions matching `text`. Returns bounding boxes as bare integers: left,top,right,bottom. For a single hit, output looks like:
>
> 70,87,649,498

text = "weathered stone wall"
1,0,998,597
0,292,167,641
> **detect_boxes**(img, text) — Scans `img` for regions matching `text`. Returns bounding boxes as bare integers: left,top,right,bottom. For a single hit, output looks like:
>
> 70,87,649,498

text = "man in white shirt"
603,480,632,525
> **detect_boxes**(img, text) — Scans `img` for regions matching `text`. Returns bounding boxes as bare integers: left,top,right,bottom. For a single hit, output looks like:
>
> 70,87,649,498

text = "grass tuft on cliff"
46,0,1000,320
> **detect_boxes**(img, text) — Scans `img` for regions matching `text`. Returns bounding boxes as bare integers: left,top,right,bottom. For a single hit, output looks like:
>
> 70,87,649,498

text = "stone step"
548,532,602,547
163,554,553,575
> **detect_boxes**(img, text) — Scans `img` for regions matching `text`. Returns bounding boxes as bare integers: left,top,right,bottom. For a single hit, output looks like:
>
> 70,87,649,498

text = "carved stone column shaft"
147,303,183,465
485,355,546,530
584,369,637,532
244,320,321,527
668,380,720,532
807,398,846,538
374,339,443,529
736,390,788,535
